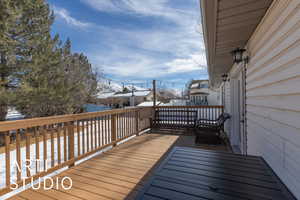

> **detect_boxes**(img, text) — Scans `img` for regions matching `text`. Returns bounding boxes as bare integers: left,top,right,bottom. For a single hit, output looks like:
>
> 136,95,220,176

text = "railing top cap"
0,107,150,132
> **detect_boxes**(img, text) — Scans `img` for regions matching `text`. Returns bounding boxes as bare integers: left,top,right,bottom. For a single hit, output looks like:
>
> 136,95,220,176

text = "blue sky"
47,0,208,89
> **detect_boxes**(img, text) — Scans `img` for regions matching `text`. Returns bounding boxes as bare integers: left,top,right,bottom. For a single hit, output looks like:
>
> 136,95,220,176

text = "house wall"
242,0,299,198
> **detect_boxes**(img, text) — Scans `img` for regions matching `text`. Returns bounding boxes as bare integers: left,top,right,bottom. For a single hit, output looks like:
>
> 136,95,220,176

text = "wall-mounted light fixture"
231,48,247,64
221,74,228,82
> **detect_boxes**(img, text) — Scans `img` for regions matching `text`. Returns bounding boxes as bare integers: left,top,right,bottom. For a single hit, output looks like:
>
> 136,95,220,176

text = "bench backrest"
217,113,231,125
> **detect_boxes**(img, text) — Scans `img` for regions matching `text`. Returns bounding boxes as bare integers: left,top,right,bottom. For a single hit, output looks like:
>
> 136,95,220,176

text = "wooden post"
135,110,139,136
153,80,156,107
152,80,157,131
111,114,117,146
5,132,10,187
68,121,75,168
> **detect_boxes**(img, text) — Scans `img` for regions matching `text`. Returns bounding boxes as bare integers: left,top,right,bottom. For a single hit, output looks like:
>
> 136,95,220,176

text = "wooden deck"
7,134,179,200
136,147,296,200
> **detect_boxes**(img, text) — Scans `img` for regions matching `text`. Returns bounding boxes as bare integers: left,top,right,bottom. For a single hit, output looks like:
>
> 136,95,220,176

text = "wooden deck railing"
0,107,152,196
153,106,224,128
0,105,223,196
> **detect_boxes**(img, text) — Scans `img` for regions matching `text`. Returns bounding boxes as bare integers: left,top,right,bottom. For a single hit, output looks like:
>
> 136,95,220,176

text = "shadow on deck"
6,129,229,200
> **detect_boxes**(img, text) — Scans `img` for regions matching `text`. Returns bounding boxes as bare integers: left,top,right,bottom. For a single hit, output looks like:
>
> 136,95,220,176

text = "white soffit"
200,0,273,88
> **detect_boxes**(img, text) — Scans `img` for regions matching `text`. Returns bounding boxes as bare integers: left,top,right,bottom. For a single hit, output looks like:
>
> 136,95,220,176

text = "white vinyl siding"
245,0,300,198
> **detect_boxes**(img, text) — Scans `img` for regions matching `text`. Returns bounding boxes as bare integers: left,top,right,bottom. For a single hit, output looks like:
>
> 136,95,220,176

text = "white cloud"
53,6,93,29
80,0,195,26
54,1,207,80
165,54,207,73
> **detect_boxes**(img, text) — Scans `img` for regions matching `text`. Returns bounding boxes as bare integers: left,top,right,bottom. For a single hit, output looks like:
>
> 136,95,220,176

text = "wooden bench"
154,110,198,128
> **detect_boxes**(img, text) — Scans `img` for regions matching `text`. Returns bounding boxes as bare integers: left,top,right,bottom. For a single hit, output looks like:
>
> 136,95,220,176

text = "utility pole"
153,80,156,107
131,84,135,106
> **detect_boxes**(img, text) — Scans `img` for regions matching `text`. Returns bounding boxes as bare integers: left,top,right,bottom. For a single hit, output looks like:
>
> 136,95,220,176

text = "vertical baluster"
130,112,132,136
110,115,112,143
25,128,31,177
5,132,10,187
63,124,67,162
16,130,21,181
129,112,131,136
94,117,98,148
111,114,117,146
168,108,170,128
94,117,97,148
116,114,119,140
101,116,104,146
86,119,90,152
124,113,126,137
77,120,81,156
132,112,134,135
68,121,75,168
34,127,40,174
90,118,93,150
128,112,130,136
205,107,208,123
43,126,48,170
82,120,86,154
125,112,128,137
130,112,133,135
135,110,139,136
50,126,55,167
105,115,108,144
121,114,123,139
57,126,61,165
98,117,101,147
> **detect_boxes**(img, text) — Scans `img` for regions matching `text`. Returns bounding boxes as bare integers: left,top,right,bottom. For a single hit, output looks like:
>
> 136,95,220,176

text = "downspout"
242,53,249,155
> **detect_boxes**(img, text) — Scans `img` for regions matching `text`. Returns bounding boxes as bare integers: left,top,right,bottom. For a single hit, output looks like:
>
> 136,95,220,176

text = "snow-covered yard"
0,121,113,189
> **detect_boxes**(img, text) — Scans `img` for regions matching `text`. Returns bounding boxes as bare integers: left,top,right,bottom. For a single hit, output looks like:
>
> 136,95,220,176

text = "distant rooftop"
113,90,151,98
137,101,161,107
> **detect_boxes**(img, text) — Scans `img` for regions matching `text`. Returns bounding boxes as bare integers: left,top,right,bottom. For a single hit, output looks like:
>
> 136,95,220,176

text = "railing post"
111,114,117,146
135,110,139,136
68,121,75,168
5,131,10,188
151,107,156,129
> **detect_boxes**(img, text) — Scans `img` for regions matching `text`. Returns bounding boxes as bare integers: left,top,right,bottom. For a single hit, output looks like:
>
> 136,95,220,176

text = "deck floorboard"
7,134,179,200
135,147,296,200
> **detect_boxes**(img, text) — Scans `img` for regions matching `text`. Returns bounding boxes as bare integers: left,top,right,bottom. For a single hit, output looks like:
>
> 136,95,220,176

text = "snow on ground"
137,101,161,107
0,121,114,190
113,90,151,97
5,108,24,121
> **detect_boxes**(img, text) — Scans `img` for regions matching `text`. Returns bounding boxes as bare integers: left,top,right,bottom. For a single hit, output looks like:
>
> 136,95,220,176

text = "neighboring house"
97,90,167,108
187,80,220,105
112,90,153,108
161,99,188,106
201,0,300,198
97,90,157,108
137,101,161,107
96,92,116,105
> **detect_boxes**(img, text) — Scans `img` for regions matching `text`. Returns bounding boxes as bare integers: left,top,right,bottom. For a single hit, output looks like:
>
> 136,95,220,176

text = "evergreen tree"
0,0,54,120
1,0,99,119
60,40,98,113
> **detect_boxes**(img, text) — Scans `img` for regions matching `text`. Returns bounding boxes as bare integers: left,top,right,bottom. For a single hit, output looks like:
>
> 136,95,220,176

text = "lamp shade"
231,48,246,63
221,74,228,82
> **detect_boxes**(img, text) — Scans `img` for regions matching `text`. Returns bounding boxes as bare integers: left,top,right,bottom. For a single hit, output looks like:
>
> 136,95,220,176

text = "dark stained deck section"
136,147,296,200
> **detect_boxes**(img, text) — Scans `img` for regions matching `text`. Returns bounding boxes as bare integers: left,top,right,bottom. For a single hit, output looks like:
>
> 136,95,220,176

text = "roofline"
200,0,218,87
